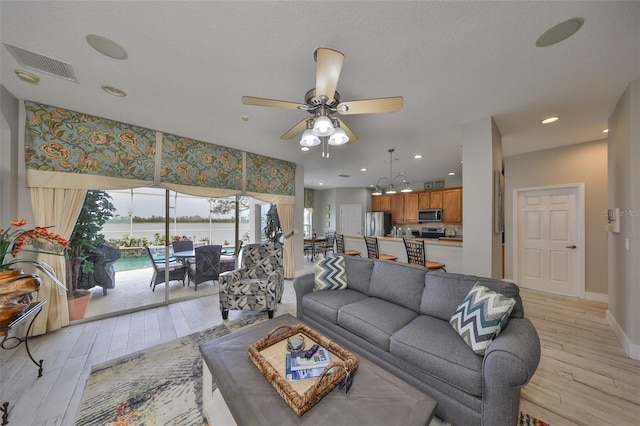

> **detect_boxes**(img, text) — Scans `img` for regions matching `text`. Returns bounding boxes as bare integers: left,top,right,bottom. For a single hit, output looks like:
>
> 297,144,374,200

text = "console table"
0,301,46,425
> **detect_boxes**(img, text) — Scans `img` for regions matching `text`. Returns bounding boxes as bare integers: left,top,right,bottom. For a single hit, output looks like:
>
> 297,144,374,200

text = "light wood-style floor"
2,271,639,425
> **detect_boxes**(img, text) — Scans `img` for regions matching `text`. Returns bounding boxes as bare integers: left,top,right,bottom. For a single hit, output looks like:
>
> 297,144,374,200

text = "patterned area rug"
75,313,268,426
519,411,550,426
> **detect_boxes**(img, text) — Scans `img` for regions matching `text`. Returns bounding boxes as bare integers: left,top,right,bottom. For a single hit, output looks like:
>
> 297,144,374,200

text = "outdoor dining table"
173,250,237,272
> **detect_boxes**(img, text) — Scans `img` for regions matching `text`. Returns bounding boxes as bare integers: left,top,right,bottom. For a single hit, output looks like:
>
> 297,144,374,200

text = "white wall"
607,79,640,358
0,85,19,224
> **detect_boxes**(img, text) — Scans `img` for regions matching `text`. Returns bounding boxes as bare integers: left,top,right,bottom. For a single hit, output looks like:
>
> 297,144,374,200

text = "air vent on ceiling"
338,174,351,178
3,43,78,83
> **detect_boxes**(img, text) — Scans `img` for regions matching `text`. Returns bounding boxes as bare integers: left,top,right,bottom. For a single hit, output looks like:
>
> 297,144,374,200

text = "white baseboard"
606,310,640,360
584,292,608,303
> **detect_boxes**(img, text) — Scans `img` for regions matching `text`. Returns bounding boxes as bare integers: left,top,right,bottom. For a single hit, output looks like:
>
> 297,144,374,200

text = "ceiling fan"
241,47,403,151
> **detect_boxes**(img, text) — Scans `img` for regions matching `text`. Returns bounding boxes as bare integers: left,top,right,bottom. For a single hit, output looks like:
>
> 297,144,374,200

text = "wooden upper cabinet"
390,194,405,222
429,190,443,208
418,192,430,209
404,193,419,223
442,188,462,224
379,195,391,212
371,196,381,212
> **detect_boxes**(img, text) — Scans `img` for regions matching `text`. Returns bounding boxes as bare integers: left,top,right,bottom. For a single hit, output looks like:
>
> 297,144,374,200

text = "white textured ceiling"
1,1,639,190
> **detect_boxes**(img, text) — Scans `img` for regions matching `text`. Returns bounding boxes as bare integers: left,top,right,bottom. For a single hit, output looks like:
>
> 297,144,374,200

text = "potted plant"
65,190,116,320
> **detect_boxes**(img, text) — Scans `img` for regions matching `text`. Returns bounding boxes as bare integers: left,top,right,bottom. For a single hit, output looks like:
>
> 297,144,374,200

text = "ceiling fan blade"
242,96,305,110
335,118,358,143
337,96,404,115
280,118,309,140
315,48,344,103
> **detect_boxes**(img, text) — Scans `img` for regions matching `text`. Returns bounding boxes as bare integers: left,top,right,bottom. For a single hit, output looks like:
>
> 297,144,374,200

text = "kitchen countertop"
374,235,462,247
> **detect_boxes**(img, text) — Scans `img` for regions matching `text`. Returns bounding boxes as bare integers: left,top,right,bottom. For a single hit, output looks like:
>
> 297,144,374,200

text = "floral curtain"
304,188,315,209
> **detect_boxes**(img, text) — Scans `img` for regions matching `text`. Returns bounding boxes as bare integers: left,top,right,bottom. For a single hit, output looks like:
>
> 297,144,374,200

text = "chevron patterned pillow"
450,282,516,356
313,256,348,291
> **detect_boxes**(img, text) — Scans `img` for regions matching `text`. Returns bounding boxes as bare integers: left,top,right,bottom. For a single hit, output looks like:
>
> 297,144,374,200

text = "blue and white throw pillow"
450,282,516,356
314,256,348,291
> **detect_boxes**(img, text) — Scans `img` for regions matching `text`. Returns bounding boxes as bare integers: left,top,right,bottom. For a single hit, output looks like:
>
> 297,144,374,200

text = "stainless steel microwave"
418,208,443,223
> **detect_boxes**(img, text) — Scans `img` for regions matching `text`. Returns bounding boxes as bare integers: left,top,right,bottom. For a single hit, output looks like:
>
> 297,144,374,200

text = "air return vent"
338,174,351,178
3,43,78,83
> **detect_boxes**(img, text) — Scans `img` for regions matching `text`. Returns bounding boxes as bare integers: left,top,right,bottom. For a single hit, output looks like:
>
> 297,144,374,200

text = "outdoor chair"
188,245,222,291
219,242,284,319
145,246,187,291
363,235,397,261
172,240,194,265
403,238,447,271
335,233,360,256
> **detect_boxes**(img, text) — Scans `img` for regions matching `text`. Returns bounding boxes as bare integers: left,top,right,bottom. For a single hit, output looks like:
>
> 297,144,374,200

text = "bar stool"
403,238,446,271
364,236,397,261
335,233,360,256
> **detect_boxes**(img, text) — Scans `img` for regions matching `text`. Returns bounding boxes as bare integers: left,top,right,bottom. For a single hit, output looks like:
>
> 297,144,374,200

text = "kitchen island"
343,235,462,273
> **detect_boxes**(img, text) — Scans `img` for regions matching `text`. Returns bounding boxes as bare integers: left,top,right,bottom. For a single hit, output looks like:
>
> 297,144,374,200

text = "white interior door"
515,185,583,297
339,204,362,236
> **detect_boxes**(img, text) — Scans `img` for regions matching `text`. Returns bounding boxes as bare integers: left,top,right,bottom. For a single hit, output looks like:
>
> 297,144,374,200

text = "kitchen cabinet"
372,195,391,212
404,193,419,223
390,194,404,222
418,192,430,209
442,188,462,224
429,190,443,208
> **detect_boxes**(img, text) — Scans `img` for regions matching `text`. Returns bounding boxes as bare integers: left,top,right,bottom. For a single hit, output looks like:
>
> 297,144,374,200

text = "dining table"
172,250,237,272
303,237,326,260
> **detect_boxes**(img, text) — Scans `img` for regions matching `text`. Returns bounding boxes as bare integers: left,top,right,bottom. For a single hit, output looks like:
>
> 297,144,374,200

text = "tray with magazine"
247,322,358,416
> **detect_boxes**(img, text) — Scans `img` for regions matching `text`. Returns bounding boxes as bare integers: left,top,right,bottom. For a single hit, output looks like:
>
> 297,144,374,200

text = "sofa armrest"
293,272,314,319
482,317,541,425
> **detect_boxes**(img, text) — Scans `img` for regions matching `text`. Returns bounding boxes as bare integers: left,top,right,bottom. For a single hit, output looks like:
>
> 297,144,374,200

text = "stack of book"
285,347,331,381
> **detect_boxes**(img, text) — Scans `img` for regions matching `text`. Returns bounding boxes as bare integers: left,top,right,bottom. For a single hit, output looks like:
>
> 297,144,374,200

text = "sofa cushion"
301,289,368,324
368,261,426,312
390,315,484,396
340,255,375,294
450,283,516,355
421,271,523,320
338,297,418,350
314,256,348,291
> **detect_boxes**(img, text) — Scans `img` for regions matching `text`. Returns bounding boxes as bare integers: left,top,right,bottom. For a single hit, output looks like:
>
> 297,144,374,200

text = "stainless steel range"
421,227,446,239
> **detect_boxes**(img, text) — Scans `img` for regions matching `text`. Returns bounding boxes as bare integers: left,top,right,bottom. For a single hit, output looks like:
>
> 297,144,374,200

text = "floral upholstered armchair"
219,242,284,319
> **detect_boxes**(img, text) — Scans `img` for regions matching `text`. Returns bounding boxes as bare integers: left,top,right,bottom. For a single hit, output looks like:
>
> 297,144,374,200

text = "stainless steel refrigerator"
365,212,392,237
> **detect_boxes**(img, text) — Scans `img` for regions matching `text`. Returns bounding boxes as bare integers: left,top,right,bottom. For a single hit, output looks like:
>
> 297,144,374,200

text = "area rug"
519,411,550,426
75,312,268,426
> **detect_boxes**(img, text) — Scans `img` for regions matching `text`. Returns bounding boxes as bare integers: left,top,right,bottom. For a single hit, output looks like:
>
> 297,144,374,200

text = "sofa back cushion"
421,272,524,320
368,260,426,312
341,255,375,294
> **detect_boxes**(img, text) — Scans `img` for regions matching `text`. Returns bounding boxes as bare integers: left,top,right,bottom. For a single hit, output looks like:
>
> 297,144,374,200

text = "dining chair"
145,246,187,291
403,238,447,271
335,233,360,256
188,245,222,291
317,231,336,257
363,236,397,261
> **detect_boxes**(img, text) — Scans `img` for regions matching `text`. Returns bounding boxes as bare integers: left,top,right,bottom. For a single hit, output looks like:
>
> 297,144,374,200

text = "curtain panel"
304,188,315,209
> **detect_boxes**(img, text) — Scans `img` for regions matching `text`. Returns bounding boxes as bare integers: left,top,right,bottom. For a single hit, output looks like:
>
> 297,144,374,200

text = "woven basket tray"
247,323,358,416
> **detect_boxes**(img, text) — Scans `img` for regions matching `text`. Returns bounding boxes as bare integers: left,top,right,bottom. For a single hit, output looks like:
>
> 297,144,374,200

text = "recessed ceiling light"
541,116,559,124
603,128,609,133
86,34,128,59
414,154,422,159
536,18,584,47
448,172,455,176
101,85,127,97
361,168,367,172
14,69,39,84
241,115,249,121
301,146,309,151
318,182,323,186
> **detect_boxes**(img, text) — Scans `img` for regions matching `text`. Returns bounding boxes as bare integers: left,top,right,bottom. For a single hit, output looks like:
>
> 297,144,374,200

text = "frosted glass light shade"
312,116,334,136
300,129,321,147
328,127,349,145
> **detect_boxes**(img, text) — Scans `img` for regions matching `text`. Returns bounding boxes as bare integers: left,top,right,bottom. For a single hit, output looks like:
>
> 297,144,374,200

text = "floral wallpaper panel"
160,134,243,190
245,153,295,196
24,102,156,181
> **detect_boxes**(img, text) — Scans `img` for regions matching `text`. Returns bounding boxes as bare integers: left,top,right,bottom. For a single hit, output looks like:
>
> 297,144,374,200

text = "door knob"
566,245,577,249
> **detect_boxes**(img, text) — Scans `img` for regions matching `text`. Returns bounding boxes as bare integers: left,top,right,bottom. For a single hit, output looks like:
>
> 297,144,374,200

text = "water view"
101,222,245,245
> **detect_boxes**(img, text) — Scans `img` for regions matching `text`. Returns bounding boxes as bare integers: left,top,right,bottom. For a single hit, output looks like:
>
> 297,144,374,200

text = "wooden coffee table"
200,314,436,425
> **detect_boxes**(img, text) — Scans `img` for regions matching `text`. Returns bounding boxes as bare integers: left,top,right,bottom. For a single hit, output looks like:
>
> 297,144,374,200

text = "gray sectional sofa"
294,255,540,426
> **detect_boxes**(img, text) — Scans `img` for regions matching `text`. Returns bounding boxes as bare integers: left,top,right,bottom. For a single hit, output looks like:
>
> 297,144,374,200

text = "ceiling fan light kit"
242,47,403,157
